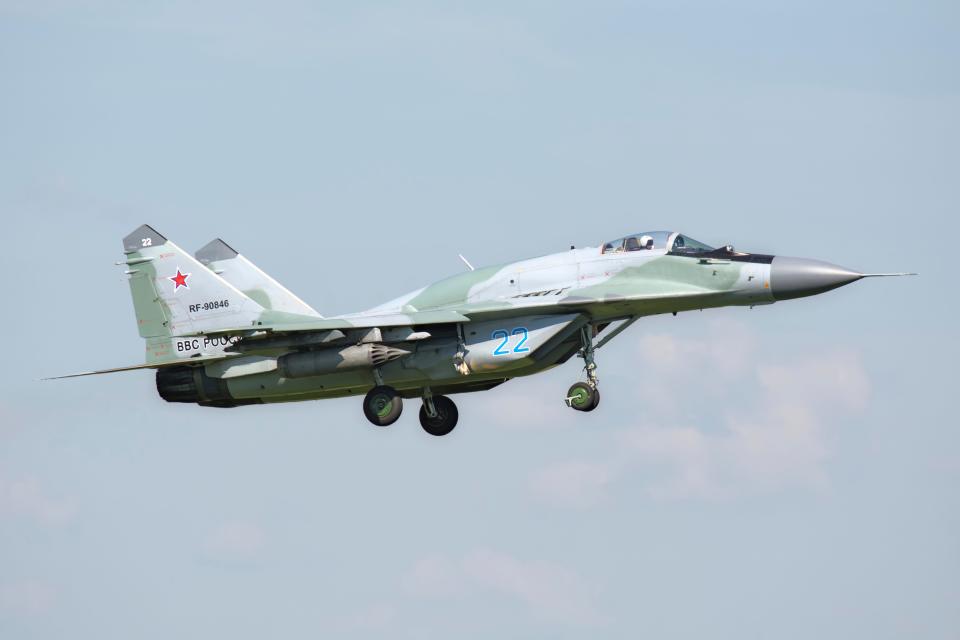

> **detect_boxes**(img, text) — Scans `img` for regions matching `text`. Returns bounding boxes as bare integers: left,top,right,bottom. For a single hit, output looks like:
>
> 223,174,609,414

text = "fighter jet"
51,225,913,436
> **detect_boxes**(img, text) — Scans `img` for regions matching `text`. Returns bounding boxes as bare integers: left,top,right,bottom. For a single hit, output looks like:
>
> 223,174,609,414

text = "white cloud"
401,553,468,599
471,375,580,431
529,460,616,508
0,476,77,526
757,349,870,412
528,320,872,504
334,602,398,632
463,549,603,625
637,316,756,377
0,580,56,616
402,549,603,626
202,521,265,560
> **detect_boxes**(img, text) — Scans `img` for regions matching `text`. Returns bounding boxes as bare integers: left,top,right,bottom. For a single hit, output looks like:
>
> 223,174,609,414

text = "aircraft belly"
218,360,498,402
224,368,375,399
216,314,586,402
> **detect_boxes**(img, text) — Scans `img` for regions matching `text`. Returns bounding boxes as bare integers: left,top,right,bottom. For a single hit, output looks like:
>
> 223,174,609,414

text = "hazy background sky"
1,1,957,638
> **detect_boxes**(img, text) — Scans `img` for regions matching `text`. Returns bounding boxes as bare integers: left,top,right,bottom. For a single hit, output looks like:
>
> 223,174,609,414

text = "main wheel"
566,382,597,412
363,385,403,426
419,395,458,436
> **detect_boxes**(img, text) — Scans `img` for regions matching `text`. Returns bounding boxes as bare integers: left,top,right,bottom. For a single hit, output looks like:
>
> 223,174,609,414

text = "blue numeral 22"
491,327,530,355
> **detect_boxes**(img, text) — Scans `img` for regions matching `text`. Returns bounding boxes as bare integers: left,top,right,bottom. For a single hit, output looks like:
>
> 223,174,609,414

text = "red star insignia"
170,269,190,290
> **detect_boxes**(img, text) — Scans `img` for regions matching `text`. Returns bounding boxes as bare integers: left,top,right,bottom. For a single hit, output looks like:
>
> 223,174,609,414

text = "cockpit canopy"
601,231,715,255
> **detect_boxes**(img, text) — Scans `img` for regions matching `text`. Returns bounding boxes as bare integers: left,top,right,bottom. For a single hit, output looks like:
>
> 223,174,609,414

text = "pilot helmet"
639,235,653,249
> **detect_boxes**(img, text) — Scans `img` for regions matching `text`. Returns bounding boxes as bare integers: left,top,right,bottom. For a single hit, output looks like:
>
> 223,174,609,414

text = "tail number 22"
492,327,530,356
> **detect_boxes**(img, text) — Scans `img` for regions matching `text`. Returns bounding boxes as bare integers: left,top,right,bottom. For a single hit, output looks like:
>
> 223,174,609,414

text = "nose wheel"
363,385,404,426
566,382,600,412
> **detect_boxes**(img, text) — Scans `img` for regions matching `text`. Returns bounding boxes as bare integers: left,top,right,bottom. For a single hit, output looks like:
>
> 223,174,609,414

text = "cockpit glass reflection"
602,231,672,254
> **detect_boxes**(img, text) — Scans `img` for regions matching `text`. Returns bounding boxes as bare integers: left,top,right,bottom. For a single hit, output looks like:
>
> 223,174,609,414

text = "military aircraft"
51,225,913,436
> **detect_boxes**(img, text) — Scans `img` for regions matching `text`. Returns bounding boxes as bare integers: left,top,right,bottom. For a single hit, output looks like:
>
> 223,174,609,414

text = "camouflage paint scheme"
57,224,908,420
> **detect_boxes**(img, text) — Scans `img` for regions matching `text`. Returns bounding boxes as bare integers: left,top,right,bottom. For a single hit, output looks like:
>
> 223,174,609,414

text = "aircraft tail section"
195,238,322,317
122,225,268,339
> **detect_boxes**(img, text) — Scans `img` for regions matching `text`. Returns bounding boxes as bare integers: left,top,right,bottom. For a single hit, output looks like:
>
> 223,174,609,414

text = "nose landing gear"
565,326,601,412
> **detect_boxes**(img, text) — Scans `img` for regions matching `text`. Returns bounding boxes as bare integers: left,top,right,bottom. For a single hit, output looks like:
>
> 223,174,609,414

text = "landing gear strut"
419,388,458,436
566,326,600,412
363,385,403,426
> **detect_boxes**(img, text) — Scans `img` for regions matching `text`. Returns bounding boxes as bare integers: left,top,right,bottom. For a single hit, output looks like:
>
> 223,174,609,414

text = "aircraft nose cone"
770,257,863,301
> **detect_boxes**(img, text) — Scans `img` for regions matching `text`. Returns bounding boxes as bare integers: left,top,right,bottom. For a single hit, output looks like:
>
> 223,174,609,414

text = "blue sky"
1,1,957,638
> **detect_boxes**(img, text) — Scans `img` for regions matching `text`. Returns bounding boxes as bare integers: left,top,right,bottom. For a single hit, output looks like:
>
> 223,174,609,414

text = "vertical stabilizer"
122,225,268,338
195,239,322,317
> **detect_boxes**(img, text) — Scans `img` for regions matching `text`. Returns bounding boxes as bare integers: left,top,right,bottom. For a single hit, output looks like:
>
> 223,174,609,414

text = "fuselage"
66,223,900,434
363,235,775,323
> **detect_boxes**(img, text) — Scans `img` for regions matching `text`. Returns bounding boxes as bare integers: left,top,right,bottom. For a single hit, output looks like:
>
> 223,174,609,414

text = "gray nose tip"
770,257,863,301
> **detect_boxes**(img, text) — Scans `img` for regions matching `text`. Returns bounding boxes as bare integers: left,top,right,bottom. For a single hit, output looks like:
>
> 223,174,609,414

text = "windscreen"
669,234,715,255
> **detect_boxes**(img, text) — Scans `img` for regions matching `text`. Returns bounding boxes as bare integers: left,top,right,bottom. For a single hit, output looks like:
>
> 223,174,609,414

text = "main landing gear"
419,389,459,437
363,385,403,426
566,326,600,412
361,381,459,436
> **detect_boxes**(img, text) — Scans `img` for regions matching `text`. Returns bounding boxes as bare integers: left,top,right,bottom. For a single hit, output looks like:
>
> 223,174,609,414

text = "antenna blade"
458,254,475,271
